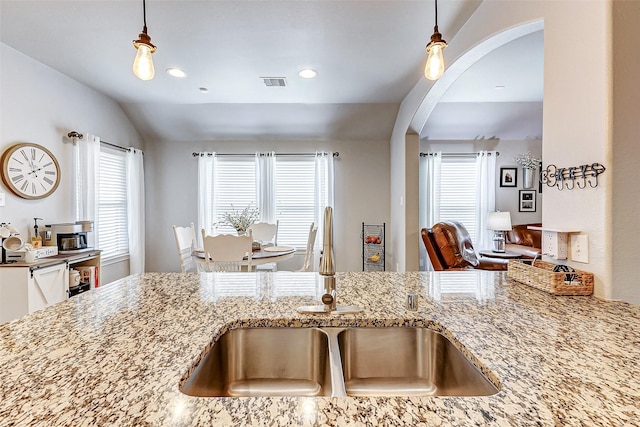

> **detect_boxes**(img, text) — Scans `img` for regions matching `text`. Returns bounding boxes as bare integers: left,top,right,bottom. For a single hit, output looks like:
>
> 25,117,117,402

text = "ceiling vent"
261,77,287,87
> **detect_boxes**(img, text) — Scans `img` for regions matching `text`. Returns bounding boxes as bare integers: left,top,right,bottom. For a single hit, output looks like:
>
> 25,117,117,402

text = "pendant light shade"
425,0,447,81
132,0,156,81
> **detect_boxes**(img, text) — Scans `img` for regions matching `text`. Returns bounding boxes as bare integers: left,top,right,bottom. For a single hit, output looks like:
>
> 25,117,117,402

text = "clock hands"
28,166,44,176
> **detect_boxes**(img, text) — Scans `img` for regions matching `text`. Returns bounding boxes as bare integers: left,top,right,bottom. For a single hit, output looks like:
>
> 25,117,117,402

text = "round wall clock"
1,143,61,199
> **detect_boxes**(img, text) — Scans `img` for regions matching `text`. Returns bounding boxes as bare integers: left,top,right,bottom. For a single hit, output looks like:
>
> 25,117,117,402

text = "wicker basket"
507,259,594,296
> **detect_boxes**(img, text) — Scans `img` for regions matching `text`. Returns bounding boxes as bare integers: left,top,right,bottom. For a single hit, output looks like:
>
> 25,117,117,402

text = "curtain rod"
192,152,339,158
420,151,499,157
67,131,144,155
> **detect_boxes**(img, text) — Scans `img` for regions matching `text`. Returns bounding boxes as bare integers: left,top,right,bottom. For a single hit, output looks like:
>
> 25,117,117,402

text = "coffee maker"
44,221,94,253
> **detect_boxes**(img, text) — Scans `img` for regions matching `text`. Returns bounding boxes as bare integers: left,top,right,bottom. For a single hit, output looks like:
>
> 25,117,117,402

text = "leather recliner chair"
506,223,542,259
421,221,509,271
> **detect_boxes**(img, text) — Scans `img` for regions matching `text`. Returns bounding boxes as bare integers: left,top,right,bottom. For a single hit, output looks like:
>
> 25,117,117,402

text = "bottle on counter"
31,218,43,249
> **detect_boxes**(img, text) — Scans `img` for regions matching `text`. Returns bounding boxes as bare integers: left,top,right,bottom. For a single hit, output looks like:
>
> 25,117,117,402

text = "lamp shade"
486,211,512,231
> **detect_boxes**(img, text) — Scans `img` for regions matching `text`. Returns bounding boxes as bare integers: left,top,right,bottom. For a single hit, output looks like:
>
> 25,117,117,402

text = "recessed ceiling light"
166,68,187,78
199,87,209,93
494,85,506,90
298,69,318,79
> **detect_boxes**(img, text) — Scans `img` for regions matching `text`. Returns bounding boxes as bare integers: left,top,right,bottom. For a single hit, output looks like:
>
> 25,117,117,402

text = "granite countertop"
0,271,638,426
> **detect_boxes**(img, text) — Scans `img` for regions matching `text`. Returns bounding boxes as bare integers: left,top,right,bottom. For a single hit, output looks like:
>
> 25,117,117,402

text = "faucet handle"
321,292,335,306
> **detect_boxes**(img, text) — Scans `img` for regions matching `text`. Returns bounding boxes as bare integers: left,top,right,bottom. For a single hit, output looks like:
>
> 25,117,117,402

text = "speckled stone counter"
0,271,638,426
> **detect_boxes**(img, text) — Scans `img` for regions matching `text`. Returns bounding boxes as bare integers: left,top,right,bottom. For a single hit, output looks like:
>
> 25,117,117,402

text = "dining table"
193,245,296,270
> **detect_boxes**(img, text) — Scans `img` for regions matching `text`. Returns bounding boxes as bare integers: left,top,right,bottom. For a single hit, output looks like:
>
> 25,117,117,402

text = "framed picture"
500,167,517,187
519,190,536,212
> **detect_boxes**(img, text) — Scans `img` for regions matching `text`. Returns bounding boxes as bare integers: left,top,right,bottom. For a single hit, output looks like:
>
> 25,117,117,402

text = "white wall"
0,43,143,284
145,139,390,273
391,1,626,303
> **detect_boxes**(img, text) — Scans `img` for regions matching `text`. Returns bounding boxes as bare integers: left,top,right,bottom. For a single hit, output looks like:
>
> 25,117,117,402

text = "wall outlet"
570,234,589,263
0,192,5,207
542,231,568,260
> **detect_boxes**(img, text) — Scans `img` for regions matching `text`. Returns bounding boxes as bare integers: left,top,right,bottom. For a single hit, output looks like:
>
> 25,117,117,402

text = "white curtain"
314,152,335,267
126,149,145,274
198,153,217,245
419,152,441,271
73,133,100,247
255,152,276,223
474,151,497,250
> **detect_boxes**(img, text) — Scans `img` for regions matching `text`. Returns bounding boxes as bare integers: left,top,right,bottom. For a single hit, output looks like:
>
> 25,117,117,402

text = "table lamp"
486,211,512,253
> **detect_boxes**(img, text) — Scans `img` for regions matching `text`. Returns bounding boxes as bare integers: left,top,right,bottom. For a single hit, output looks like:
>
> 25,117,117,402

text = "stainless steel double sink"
180,327,499,398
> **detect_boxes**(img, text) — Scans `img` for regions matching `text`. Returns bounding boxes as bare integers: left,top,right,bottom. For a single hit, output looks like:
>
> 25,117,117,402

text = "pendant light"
424,0,447,81
132,0,156,81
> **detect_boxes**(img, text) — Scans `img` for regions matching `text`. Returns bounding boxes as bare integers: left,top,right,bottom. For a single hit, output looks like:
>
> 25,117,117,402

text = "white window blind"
98,149,128,260
437,157,477,242
214,158,256,234
275,158,316,249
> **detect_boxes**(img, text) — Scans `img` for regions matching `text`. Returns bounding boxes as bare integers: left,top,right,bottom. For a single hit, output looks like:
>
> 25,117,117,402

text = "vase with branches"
514,152,541,169
514,152,541,189
220,204,259,235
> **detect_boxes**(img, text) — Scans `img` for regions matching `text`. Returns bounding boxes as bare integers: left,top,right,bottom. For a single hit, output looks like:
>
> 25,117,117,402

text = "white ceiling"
0,0,543,143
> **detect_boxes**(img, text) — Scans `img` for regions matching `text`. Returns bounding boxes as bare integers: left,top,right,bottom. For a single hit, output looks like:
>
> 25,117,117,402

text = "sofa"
505,223,542,259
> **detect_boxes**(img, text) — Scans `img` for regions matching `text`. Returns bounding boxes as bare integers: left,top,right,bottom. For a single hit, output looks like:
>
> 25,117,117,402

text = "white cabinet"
0,261,67,324
0,251,100,324
27,262,68,313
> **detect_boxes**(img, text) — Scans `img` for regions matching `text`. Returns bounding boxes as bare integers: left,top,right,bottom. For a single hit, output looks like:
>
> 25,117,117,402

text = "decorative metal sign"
540,163,606,190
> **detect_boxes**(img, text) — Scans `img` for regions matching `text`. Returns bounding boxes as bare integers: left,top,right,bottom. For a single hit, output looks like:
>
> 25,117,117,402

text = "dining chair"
248,221,279,246
297,223,318,272
202,230,253,272
173,223,199,273
249,221,279,271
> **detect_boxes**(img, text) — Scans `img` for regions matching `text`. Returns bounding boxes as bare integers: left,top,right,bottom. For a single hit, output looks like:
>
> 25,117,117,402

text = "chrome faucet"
297,206,361,315
320,206,337,311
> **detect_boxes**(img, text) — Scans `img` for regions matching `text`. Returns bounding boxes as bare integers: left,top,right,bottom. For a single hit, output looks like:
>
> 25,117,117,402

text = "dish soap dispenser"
31,217,43,249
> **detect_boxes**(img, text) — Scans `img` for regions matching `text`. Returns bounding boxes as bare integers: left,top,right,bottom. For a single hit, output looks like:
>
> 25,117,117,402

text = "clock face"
1,143,61,199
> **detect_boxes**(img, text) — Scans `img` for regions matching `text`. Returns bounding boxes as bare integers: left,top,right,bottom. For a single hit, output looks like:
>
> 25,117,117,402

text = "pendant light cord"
143,0,147,29
435,0,439,28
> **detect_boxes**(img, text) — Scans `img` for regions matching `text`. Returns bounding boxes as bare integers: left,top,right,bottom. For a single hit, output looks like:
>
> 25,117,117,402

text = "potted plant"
514,152,541,189
220,204,259,235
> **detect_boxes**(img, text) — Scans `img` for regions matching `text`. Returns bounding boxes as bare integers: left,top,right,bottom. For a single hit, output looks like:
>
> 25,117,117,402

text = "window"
275,157,317,248
98,148,128,260
437,157,477,241
213,158,256,234
202,153,333,251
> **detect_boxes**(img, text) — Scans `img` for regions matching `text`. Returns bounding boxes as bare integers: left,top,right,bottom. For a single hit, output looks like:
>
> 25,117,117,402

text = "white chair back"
248,221,279,245
173,223,197,273
298,223,318,272
202,230,253,272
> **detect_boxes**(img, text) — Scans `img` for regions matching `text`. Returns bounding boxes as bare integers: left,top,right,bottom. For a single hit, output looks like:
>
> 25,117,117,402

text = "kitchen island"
0,271,638,426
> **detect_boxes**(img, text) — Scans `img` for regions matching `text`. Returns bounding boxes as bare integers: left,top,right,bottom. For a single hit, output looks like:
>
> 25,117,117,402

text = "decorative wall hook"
540,162,606,191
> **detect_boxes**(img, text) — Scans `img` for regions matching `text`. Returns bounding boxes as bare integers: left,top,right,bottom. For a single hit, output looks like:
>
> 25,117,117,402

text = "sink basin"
180,327,333,397
337,327,498,397
181,326,498,398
